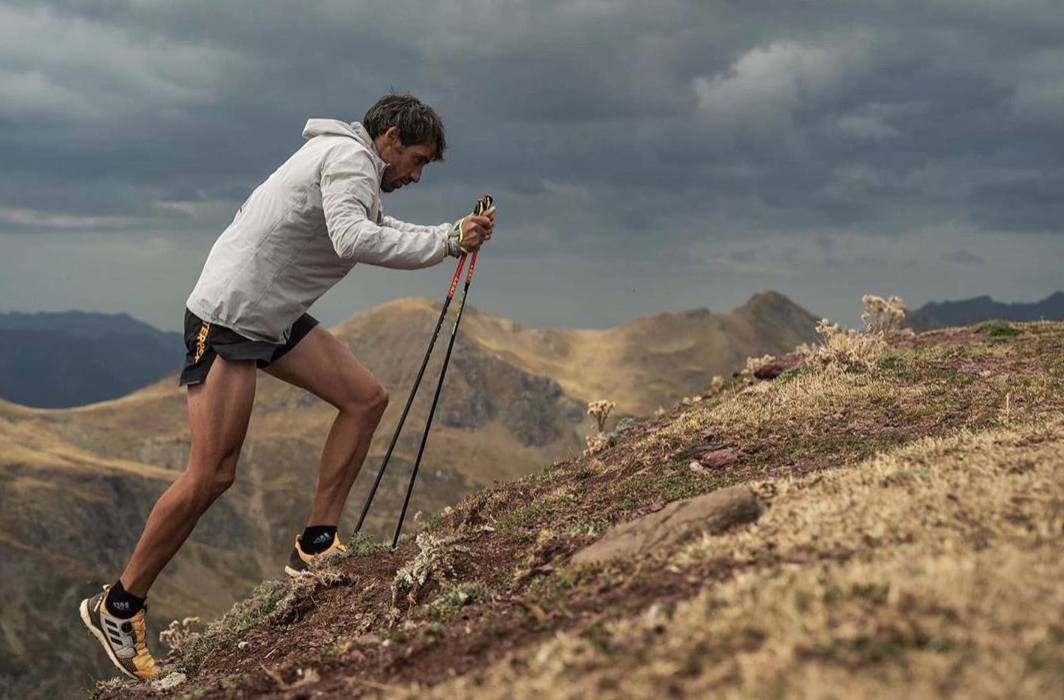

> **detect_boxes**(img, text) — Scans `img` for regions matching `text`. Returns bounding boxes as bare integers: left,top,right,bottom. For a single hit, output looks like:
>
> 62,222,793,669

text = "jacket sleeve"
320,146,448,269
381,215,451,236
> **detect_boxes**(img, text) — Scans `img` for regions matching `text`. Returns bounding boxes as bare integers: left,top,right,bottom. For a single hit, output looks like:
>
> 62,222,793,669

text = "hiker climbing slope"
79,93,495,680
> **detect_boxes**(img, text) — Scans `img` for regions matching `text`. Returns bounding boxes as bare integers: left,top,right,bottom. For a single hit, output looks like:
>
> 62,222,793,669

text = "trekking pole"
351,195,489,537
391,195,492,548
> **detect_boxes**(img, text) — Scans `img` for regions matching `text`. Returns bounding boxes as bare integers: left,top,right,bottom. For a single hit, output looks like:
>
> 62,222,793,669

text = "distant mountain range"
0,311,183,408
5,292,1059,409
0,292,819,699
911,292,1064,331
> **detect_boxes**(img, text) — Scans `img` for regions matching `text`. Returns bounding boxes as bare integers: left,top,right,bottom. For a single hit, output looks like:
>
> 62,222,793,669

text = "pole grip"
464,193,491,284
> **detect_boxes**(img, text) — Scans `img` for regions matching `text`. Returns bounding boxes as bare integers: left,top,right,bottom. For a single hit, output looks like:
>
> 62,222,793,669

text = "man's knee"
373,384,390,413
194,469,234,506
184,454,238,507
340,378,388,418
211,469,237,497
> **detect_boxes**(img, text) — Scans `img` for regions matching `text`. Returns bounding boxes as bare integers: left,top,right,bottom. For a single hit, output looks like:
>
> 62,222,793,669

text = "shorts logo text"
193,321,211,363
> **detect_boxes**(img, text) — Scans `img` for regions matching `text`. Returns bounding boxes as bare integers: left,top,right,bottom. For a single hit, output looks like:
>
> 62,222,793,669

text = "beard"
379,163,396,192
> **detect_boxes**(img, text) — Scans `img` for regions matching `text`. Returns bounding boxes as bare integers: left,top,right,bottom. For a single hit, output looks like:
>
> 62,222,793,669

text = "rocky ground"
91,319,1064,700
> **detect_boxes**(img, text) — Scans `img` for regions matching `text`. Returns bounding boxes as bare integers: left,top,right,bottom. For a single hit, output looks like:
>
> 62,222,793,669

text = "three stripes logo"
193,321,211,363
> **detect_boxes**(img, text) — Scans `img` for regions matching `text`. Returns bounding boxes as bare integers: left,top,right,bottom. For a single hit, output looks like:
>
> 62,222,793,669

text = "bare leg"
264,325,389,526
119,356,257,597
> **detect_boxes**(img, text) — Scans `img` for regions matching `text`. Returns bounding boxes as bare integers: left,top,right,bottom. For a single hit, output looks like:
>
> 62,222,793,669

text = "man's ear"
385,125,402,149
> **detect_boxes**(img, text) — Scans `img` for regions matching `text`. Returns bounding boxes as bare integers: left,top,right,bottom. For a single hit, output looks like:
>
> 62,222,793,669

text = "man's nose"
410,166,423,183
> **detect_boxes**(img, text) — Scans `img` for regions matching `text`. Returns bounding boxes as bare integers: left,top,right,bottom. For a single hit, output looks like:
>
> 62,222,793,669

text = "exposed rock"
571,486,764,564
149,672,187,691
753,352,805,380
686,447,740,469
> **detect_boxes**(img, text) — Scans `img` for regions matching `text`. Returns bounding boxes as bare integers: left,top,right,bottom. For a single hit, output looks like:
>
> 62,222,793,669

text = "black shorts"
178,308,319,387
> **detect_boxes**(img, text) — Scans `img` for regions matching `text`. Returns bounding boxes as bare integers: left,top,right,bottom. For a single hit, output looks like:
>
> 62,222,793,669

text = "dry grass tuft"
269,569,357,625
742,354,775,377
391,532,470,616
93,677,135,695
798,318,887,370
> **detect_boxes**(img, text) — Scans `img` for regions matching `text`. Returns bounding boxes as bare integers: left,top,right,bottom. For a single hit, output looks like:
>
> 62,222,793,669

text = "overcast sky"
1,0,1063,331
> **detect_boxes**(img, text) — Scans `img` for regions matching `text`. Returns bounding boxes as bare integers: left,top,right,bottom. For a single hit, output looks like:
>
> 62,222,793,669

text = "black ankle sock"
105,580,145,619
300,525,338,554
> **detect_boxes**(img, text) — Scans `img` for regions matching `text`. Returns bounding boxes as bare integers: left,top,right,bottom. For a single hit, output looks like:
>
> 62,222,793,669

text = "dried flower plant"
391,533,470,616
798,295,907,371
584,400,616,456
860,294,906,333
159,617,200,653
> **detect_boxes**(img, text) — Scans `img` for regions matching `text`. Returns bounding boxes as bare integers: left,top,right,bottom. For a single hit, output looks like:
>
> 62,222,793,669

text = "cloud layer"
1,0,1062,329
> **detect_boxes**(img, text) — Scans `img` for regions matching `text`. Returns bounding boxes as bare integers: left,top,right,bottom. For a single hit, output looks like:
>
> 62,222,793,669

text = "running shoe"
79,585,160,680
285,533,348,576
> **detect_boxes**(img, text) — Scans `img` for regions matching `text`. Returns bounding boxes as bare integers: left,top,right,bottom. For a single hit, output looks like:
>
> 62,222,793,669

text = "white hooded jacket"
186,119,456,343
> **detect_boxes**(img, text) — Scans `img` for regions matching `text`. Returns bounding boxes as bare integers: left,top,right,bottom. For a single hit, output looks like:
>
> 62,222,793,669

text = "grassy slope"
95,319,1064,700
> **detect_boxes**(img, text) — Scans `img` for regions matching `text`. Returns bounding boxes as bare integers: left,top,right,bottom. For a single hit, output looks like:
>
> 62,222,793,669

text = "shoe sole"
79,598,139,681
283,565,303,577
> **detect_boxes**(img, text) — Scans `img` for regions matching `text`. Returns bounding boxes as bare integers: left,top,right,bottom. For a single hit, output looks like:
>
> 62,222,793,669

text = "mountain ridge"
0,311,184,408
912,291,1064,330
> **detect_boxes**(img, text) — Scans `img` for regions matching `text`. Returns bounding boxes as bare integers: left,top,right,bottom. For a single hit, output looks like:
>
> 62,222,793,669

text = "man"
79,93,495,680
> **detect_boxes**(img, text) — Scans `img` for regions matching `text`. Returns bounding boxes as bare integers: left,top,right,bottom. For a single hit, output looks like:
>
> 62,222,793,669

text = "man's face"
377,127,436,193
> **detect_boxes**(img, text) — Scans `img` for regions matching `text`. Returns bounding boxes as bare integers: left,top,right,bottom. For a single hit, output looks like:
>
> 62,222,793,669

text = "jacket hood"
302,119,384,169
302,119,369,141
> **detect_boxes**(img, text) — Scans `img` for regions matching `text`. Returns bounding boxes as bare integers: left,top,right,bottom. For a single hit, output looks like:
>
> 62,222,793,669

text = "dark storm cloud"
1,0,1063,330
966,177,1064,233
940,249,986,266
2,0,1063,241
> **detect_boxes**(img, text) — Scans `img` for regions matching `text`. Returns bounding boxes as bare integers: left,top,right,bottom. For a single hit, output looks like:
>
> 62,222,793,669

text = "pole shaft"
391,196,491,547
352,255,466,534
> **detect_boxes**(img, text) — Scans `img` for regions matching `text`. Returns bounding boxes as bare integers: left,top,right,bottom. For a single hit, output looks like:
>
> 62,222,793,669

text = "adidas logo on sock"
313,532,333,544
113,600,131,611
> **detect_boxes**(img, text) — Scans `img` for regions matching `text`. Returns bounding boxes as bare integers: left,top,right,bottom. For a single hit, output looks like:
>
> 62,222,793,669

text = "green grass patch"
808,632,957,666
419,581,493,623
495,492,579,537
976,320,1018,338
525,565,587,610
336,532,392,560
563,520,610,536
572,465,598,480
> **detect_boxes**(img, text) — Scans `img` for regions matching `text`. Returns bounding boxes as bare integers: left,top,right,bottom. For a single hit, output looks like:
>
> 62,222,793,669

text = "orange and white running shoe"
79,584,160,680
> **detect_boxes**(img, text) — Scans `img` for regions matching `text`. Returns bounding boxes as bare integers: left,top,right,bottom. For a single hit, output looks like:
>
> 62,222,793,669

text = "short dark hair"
363,93,447,161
